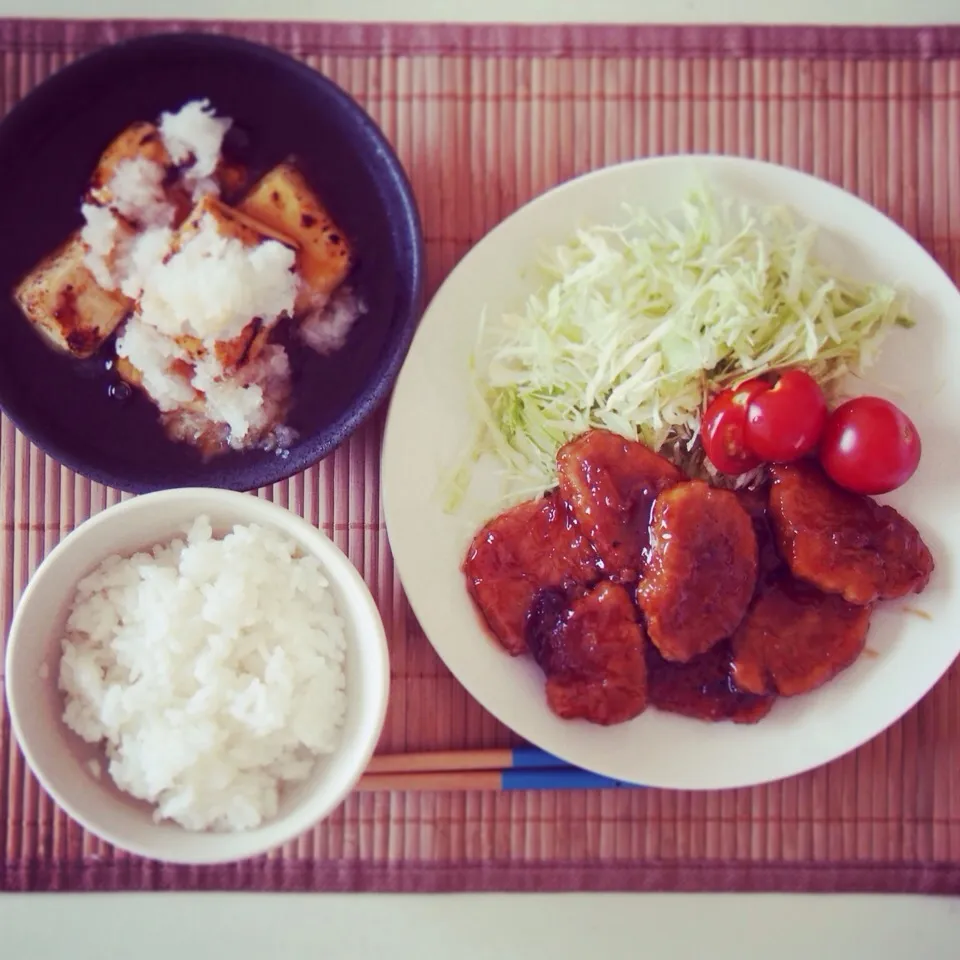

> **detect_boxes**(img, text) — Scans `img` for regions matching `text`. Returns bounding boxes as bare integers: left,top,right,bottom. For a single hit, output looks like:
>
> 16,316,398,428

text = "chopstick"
364,745,569,774
357,769,644,792
357,747,647,792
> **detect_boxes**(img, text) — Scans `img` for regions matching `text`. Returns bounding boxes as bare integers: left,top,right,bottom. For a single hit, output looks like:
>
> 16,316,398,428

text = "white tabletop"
0,0,957,24
2,891,958,959
1,2,959,957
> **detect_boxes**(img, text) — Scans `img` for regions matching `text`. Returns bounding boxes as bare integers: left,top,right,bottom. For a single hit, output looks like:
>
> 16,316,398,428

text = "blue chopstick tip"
502,767,646,790
508,745,646,789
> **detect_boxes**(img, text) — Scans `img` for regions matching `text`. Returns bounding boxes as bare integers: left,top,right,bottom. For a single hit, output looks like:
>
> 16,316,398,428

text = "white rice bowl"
58,515,348,833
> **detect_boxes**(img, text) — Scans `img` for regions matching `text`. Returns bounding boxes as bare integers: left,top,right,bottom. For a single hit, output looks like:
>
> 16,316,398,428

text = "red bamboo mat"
1,19,959,894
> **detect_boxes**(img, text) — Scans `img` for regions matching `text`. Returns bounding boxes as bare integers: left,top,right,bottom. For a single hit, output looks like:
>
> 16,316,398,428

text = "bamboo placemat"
1,19,959,894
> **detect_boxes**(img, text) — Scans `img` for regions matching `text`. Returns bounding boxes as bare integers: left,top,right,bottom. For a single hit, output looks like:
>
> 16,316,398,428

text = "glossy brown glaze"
736,483,785,586
637,481,758,663
730,573,873,696
769,461,934,605
56,286,93,354
646,640,774,724
463,433,934,729
556,428,683,581
463,491,603,656
526,581,648,726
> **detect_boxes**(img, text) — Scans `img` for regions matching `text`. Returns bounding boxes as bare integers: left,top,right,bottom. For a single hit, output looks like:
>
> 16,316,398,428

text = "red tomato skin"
744,369,828,463
819,396,921,495
701,379,769,475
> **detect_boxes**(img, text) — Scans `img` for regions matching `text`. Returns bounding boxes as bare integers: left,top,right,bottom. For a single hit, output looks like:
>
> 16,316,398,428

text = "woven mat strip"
0,20,958,894
3,19,960,59
4,858,960,894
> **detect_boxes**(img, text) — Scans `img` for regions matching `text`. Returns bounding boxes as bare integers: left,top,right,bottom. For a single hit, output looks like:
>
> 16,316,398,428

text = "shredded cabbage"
445,190,913,511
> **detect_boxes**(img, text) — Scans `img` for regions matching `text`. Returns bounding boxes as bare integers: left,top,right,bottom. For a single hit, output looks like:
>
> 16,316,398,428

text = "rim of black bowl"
0,32,425,494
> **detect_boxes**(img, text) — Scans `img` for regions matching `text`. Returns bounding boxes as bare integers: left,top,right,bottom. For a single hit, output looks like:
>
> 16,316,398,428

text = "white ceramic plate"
381,155,960,790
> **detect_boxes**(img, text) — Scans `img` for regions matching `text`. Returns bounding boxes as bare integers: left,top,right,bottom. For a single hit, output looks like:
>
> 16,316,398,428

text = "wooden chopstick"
356,769,644,792
364,745,575,775
365,748,517,774
357,749,647,791
357,771,503,791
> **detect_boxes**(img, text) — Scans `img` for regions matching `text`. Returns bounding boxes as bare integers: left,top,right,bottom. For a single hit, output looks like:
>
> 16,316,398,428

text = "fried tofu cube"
113,354,143,387
86,121,193,226
116,354,201,402
170,196,298,372
88,122,174,202
212,320,271,370
238,163,352,309
14,231,132,359
88,121,251,227
173,321,270,373
177,194,299,251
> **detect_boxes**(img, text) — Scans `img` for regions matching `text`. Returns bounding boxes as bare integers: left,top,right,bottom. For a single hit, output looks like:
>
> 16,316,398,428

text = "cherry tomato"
818,396,921,495
701,378,770,475
744,369,828,462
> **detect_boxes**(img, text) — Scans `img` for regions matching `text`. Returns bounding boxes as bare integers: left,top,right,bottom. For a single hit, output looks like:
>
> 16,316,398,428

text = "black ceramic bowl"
0,33,424,492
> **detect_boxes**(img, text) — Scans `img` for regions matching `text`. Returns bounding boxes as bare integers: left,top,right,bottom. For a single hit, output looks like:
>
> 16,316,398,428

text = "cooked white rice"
58,516,348,833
